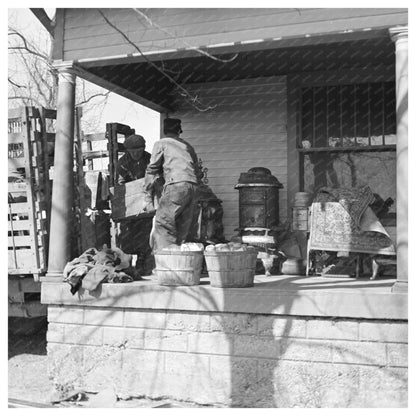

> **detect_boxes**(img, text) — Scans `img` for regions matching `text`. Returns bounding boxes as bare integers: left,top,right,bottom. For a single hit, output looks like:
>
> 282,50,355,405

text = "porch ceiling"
79,36,395,111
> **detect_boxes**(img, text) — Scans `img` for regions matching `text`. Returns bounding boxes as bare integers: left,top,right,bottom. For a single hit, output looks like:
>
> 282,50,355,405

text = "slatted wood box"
8,182,47,277
8,107,55,280
109,178,155,221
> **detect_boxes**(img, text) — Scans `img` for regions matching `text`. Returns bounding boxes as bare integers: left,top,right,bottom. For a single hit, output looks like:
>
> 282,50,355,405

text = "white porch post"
45,66,76,280
389,26,408,293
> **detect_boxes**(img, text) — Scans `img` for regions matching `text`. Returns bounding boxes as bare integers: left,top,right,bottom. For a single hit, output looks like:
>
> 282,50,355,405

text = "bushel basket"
204,250,257,288
154,251,203,286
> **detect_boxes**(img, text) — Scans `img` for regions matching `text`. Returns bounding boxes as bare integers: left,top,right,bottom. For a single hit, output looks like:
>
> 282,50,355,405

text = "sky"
8,8,161,154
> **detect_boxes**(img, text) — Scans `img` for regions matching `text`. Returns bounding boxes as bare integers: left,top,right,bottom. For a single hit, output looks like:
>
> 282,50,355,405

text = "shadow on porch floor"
248,274,396,293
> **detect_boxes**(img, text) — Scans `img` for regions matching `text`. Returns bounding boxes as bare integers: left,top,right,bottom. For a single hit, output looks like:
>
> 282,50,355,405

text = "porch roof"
52,7,407,112
73,34,395,112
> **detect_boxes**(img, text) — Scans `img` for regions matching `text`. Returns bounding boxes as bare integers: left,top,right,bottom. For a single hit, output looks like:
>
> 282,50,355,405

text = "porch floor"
250,274,397,293
143,273,397,294
41,273,405,320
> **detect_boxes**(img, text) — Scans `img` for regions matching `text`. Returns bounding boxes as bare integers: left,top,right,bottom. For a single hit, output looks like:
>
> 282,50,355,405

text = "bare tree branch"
98,10,216,112
8,77,26,89
9,24,110,131
133,8,238,63
33,57,52,93
8,45,52,63
9,28,54,108
9,29,52,65
19,47,50,106
77,91,110,106
9,95,44,107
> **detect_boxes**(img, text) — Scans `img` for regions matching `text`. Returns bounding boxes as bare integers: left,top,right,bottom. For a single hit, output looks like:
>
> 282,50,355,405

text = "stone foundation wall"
46,306,407,407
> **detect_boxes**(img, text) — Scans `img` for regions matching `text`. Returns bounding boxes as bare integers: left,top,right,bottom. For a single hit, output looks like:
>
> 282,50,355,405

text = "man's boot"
135,252,146,276
143,253,155,276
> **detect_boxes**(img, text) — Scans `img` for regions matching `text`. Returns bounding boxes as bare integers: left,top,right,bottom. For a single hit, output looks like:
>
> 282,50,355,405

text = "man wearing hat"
116,134,154,276
145,118,202,251
117,134,150,184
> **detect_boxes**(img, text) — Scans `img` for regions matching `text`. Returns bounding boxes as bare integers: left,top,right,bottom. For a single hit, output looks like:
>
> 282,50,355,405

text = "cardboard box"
109,178,155,221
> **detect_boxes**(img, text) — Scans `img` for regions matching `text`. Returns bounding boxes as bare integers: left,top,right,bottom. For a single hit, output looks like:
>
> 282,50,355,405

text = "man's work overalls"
145,136,201,252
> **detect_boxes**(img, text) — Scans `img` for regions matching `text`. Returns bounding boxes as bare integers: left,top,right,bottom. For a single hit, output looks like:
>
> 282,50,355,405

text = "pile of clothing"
63,245,135,295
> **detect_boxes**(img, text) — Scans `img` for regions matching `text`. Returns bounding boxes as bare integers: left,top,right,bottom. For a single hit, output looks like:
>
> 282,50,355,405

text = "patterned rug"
309,202,396,255
315,185,375,228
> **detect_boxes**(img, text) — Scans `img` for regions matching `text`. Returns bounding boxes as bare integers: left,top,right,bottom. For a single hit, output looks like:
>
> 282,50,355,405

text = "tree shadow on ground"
8,317,47,358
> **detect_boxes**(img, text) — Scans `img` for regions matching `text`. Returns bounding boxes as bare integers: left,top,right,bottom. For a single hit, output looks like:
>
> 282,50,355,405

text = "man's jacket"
116,151,151,184
145,137,201,189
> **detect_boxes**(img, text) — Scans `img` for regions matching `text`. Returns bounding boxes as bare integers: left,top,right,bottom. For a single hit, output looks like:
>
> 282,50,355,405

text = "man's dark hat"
124,134,145,149
164,118,183,135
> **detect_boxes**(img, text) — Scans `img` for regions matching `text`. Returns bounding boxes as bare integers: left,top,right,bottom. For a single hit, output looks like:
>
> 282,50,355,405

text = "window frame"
297,80,397,193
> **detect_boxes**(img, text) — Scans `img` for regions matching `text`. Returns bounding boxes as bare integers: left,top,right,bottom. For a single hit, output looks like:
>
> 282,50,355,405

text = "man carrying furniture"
144,118,202,252
116,134,154,276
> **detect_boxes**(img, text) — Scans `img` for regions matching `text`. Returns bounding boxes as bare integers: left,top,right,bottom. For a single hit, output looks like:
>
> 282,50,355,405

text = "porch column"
389,26,408,293
45,66,76,279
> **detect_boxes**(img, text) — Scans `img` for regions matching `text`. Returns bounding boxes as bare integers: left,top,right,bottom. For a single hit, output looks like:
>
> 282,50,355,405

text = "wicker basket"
204,250,258,288
154,251,203,286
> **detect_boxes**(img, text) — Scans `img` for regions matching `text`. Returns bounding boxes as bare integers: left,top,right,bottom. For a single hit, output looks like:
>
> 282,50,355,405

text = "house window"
299,81,397,217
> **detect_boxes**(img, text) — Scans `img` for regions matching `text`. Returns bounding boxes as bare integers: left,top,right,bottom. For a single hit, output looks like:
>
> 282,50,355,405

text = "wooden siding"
58,8,407,62
172,77,287,239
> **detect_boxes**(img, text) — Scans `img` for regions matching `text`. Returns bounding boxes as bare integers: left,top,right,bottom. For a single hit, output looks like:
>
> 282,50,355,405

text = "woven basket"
204,250,257,288
154,251,203,286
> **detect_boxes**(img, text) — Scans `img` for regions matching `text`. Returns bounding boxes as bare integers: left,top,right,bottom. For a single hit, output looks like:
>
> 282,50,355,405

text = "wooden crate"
8,184,46,278
109,178,155,221
8,107,54,278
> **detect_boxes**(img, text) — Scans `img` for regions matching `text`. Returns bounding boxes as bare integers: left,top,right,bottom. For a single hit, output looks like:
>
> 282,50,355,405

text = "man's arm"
116,160,131,184
144,142,164,192
189,145,204,185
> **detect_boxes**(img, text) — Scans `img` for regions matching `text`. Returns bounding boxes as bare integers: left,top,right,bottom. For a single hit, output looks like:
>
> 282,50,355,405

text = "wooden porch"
42,273,406,320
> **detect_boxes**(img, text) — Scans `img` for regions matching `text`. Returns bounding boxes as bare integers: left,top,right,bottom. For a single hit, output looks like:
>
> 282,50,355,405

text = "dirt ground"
8,317,212,408
8,317,54,405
